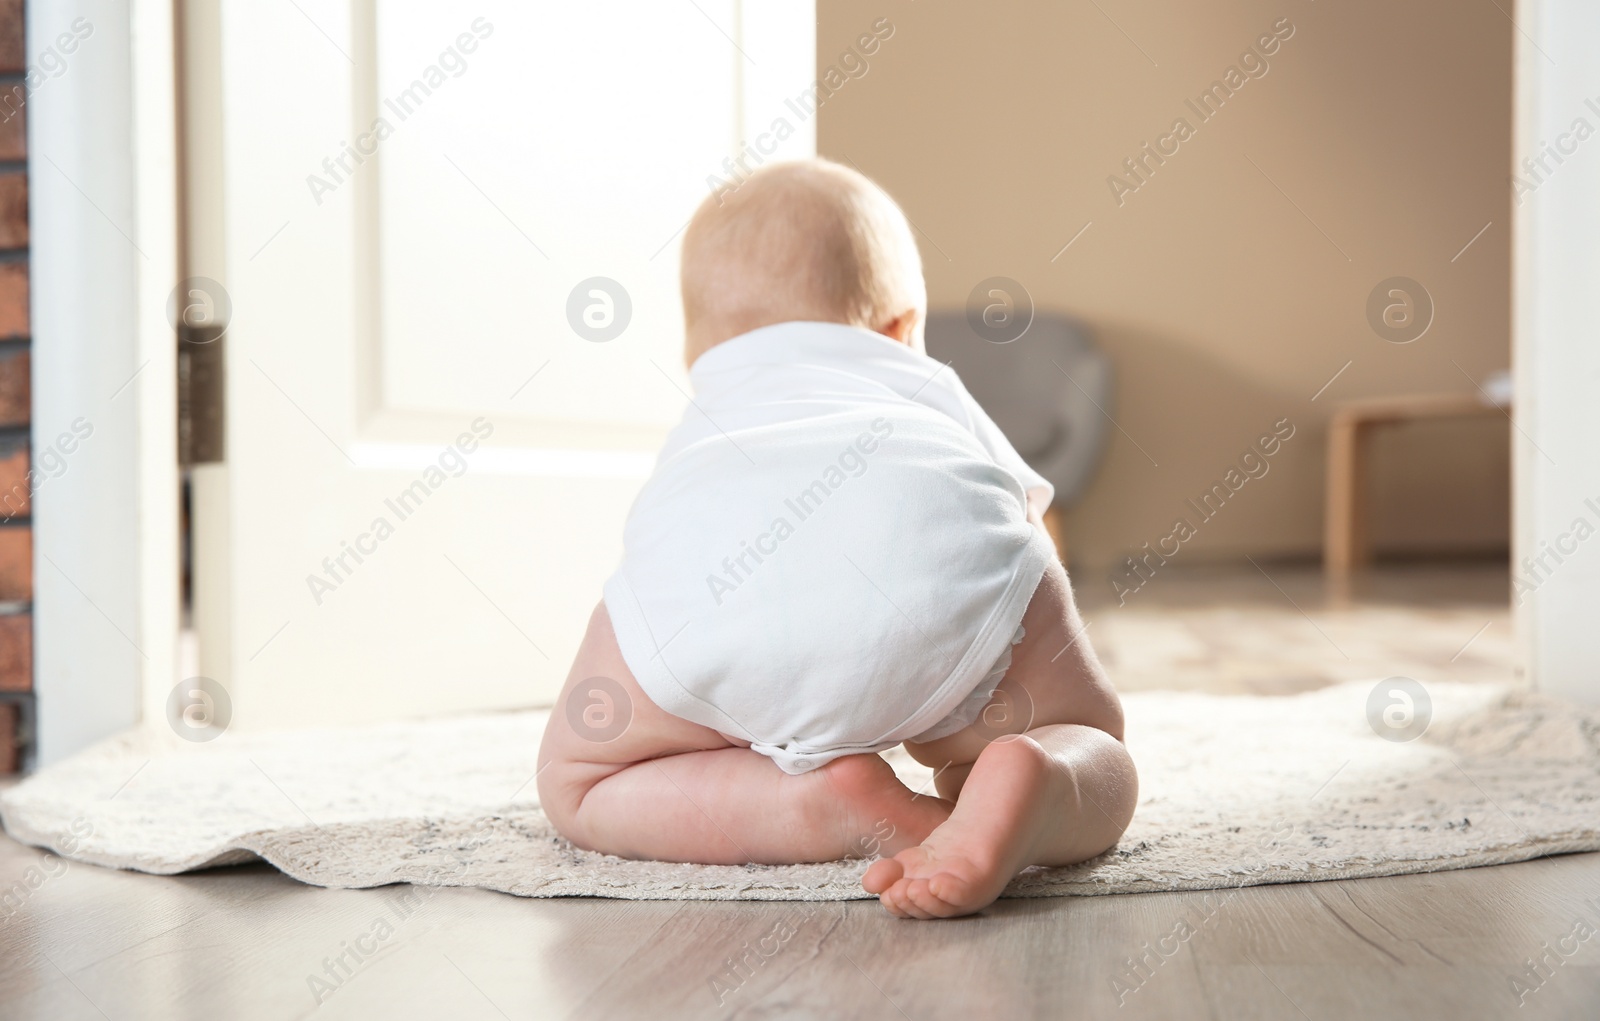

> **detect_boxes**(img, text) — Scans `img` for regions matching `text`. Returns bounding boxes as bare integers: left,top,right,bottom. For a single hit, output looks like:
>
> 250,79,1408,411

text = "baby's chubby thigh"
903,559,1125,769
536,602,739,833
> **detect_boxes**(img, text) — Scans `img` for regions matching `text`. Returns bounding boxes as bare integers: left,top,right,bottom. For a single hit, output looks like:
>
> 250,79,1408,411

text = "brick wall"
0,0,29,773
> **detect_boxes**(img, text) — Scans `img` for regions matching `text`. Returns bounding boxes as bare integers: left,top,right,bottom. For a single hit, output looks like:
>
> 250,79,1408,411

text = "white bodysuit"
603,321,1055,773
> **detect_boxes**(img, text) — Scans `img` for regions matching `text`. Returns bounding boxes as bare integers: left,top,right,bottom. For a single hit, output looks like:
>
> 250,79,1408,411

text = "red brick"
0,702,16,774
0,262,27,338
0,444,24,519
0,613,28,691
0,347,26,425
0,102,23,161
0,173,26,248
0,84,21,143
0,0,20,75
0,526,28,601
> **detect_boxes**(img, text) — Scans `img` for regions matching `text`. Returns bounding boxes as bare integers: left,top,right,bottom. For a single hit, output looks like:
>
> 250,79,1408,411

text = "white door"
185,0,815,728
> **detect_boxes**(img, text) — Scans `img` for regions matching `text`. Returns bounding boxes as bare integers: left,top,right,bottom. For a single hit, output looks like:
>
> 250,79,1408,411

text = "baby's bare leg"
864,561,1138,918
538,604,951,865
566,745,950,864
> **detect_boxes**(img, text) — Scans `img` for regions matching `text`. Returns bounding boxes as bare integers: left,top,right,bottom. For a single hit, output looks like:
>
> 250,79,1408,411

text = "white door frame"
1512,0,1600,704
29,0,179,765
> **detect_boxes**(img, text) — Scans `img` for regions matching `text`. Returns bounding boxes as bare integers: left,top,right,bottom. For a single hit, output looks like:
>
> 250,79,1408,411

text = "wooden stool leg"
1324,415,1370,580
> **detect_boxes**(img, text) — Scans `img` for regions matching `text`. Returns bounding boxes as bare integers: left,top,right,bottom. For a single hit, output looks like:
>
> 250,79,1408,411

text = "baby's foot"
862,736,1051,918
816,754,952,860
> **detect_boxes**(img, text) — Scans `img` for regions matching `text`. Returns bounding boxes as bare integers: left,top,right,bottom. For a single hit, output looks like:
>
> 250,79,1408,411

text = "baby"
538,159,1136,918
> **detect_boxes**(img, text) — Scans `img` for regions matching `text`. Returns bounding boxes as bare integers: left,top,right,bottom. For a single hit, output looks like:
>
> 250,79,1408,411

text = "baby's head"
680,159,926,365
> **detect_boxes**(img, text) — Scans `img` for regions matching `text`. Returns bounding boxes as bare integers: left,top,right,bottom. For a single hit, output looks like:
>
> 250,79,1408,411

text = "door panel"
188,0,815,728
374,2,730,432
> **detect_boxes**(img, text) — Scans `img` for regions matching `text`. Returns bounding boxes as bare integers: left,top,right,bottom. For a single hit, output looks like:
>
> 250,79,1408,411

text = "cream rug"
2,681,1597,901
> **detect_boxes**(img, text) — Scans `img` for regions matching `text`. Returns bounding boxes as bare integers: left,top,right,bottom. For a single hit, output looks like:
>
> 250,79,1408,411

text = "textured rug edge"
0,811,269,874
5,680,1597,903
7,807,1595,903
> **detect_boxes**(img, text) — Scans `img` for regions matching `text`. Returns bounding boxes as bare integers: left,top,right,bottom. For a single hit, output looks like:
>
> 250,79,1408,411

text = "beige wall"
818,0,1511,578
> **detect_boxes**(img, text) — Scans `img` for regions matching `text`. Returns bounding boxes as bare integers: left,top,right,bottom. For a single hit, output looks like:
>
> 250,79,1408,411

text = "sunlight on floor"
1075,560,1512,695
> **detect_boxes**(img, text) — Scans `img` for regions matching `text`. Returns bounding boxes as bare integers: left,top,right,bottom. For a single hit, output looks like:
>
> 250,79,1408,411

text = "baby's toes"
896,878,944,919
878,878,927,919
906,875,966,918
862,857,903,895
878,887,914,919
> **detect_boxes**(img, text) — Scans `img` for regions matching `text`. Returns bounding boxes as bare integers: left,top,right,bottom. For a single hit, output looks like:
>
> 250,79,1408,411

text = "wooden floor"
5,561,1598,1020
1076,557,1515,694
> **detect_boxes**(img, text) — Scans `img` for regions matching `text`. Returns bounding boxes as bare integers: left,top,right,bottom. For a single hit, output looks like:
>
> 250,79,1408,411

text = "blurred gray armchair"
924,311,1114,515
